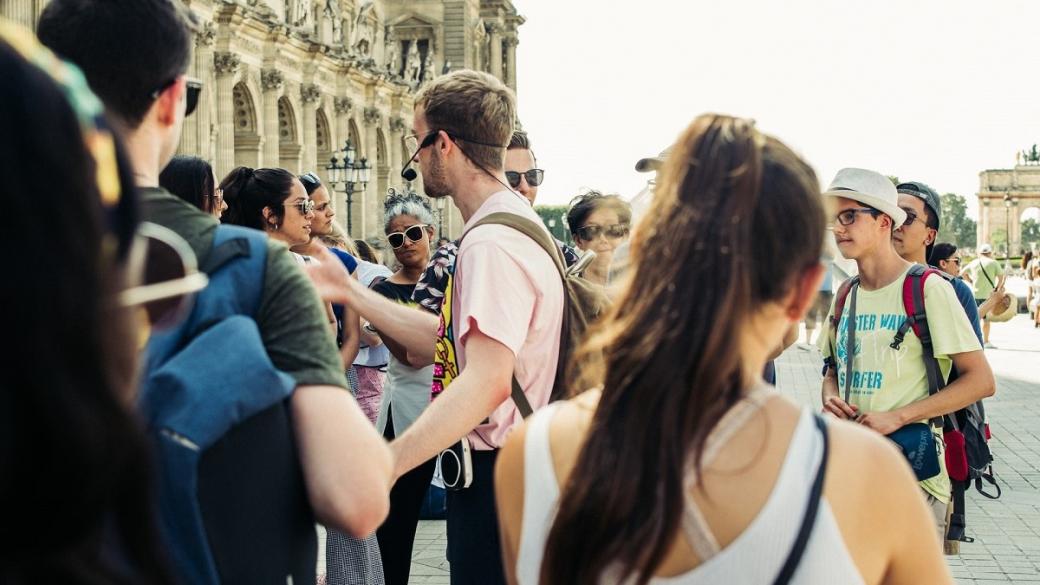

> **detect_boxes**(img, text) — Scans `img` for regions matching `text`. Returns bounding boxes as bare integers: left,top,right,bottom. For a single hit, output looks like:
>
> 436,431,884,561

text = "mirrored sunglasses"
387,224,429,249
505,169,544,188
117,222,208,330
574,223,629,241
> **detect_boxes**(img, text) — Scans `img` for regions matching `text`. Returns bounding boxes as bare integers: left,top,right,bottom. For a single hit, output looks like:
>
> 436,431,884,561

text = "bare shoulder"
824,416,911,480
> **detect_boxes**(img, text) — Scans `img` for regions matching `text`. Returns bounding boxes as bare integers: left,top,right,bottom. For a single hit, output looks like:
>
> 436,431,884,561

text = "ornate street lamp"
435,196,446,237
326,139,371,235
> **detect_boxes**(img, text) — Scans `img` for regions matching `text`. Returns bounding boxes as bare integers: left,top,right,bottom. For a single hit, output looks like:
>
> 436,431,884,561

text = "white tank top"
517,399,865,585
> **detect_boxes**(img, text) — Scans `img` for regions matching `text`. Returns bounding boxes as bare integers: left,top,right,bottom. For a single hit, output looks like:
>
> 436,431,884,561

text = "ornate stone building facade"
977,151,1040,255
3,0,525,239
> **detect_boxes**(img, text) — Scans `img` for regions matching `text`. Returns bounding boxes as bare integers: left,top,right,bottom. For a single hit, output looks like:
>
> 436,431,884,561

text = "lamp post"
326,139,370,236
435,197,445,237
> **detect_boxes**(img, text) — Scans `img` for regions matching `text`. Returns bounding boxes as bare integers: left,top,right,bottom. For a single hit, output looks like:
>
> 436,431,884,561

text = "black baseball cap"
896,181,941,227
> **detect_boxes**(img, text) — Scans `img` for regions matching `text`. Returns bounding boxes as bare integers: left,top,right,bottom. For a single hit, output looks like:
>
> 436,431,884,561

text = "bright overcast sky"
515,0,1040,220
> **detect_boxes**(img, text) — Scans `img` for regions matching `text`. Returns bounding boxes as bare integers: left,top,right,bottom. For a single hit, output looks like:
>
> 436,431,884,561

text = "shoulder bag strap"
773,414,830,585
843,283,859,404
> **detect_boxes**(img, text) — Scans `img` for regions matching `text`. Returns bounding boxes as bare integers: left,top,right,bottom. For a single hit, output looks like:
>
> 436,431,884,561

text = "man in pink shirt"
306,69,564,584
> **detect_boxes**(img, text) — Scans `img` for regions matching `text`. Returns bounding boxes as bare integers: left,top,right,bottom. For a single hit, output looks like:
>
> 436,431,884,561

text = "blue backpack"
139,225,314,584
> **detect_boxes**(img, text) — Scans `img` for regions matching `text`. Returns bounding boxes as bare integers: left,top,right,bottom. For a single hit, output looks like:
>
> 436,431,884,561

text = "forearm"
291,385,393,536
821,368,839,400
390,369,510,476
344,281,439,364
895,369,996,424
339,306,361,367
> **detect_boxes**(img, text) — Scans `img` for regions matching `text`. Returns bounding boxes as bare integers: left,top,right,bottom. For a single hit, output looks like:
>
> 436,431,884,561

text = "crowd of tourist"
3,1,1027,584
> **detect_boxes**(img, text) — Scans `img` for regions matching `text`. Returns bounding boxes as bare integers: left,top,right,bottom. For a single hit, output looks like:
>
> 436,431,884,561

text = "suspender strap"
773,414,830,585
842,283,859,405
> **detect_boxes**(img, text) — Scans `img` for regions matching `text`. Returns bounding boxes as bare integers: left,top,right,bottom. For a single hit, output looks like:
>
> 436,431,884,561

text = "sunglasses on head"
505,169,544,189
574,223,629,241
299,172,321,187
151,76,203,117
387,224,429,249
117,222,208,330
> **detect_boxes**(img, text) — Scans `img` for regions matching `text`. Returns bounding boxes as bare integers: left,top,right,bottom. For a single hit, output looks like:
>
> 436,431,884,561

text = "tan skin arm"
495,420,528,585
975,274,1007,318
305,247,439,367
870,433,955,584
291,384,393,537
389,328,514,478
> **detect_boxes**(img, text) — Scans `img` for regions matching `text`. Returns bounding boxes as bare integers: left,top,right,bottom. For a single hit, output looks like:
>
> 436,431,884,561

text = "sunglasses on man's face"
117,222,209,330
575,223,629,241
505,169,544,189
151,76,203,117
899,207,927,228
387,224,429,249
944,257,962,266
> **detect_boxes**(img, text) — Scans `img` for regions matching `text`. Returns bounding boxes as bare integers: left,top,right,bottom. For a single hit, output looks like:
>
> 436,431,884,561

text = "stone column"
978,200,990,248
332,97,354,218
178,22,217,158
487,23,503,80
8,0,34,29
301,84,321,174
504,34,518,92
389,116,407,182
261,69,284,168
363,106,383,238
213,52,240,180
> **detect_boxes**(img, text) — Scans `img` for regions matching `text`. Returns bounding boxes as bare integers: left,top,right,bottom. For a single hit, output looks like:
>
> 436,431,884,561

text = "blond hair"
414,69,516,172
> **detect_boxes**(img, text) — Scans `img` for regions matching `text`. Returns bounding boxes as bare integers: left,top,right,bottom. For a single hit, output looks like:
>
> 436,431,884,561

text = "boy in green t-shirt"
818,168,995,544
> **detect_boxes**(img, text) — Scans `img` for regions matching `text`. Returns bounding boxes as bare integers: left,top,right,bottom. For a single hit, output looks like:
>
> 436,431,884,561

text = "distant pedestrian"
160,155,226,218
567,191,631,286
961,243,1003,347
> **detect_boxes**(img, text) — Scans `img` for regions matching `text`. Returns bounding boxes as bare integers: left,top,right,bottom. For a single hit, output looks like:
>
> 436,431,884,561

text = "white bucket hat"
979,243,993,254
823,168,907,227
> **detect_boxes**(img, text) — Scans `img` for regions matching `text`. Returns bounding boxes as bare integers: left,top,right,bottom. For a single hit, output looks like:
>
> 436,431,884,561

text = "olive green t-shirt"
140,187,347,389
819,267,982,503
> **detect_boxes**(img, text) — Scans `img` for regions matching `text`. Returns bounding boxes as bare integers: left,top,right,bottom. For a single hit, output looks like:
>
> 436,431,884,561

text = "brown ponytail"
540,114,825,585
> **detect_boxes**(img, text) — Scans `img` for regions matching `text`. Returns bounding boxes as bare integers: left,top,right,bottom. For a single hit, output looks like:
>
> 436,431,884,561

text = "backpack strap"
457,212,565,419
895,264,947,429
826,276,859,375
206,225,268,318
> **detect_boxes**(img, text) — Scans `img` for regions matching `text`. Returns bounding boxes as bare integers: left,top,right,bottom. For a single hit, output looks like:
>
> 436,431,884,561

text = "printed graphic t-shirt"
431,190,564,451
819,266,982,502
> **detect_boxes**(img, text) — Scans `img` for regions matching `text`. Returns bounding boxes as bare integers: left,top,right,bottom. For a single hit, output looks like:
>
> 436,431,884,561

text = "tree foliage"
935,193,977,249
534,205,573,244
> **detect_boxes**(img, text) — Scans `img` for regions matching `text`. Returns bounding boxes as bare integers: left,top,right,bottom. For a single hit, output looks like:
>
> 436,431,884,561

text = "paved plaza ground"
327,314,1039,584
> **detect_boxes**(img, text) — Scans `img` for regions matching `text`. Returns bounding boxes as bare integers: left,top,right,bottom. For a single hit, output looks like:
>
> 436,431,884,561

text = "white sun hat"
823,168,907,227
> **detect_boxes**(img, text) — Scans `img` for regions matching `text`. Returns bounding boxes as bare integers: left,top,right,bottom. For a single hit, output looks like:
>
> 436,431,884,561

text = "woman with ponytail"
220,166,316,251
494,114,951,585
